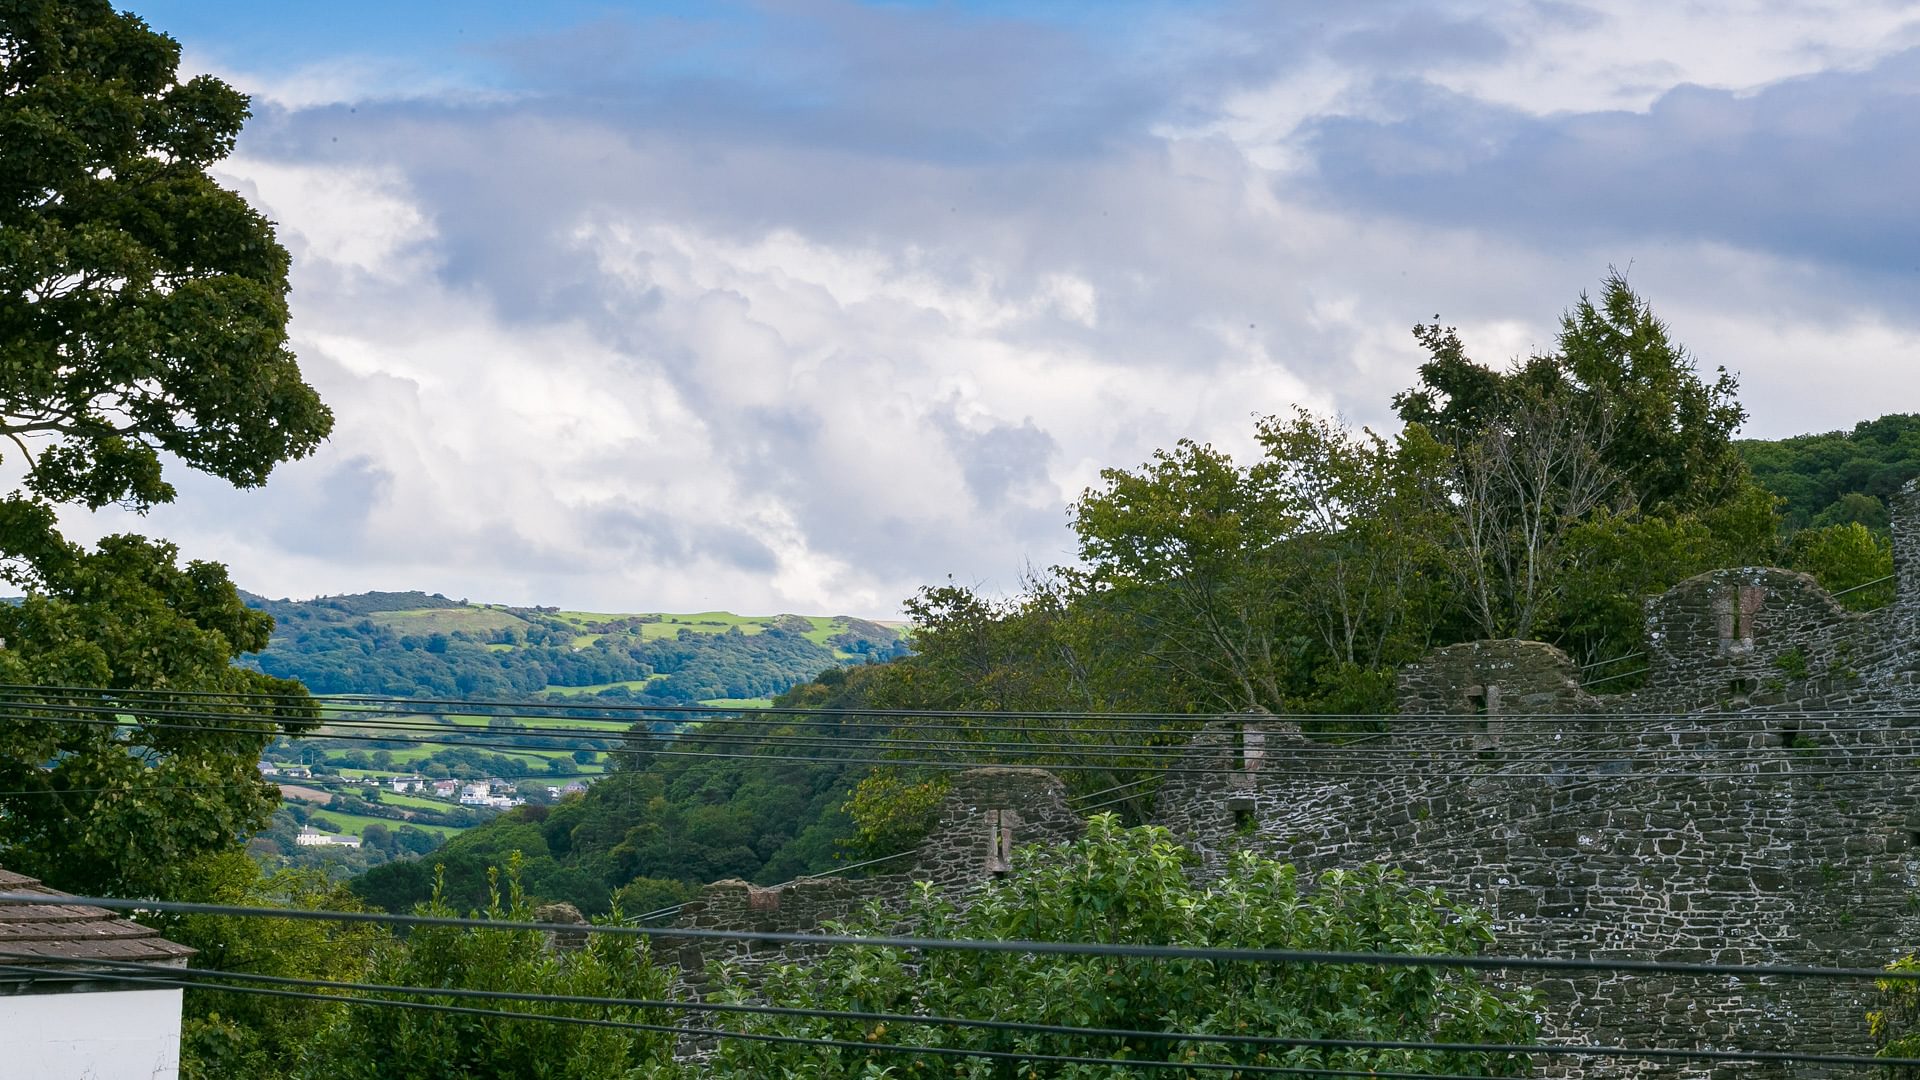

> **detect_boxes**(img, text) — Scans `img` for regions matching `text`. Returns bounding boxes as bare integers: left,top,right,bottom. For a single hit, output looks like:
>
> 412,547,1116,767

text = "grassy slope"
304,808,460,838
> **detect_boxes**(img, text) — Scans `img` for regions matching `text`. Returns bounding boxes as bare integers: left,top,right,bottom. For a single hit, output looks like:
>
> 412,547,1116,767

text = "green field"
543,676,666,697
700,698,774,709
301,807,460,838
369,607,526,636
313,743,440,766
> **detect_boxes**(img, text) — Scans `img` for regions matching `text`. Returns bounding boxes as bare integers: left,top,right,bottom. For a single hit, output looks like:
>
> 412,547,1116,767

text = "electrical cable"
6,952,1918,1071
15,679,1920,727
15,710,1920,782
12,697,1920,764
0,963,1521,1080
4,892,1919,983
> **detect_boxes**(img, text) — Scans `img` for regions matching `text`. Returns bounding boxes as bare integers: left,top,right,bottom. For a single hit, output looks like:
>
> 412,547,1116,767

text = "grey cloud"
1327,12,1510,68
934,410,1059,511
1532,2,1605,31
585,504,780,574
270,455,393,558
1301,48,1920,285
474,2,1178,162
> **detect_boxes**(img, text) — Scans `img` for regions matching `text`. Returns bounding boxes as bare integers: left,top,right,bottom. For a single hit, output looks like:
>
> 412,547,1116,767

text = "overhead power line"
18,711,1920,782
4,892,1919,984
13,707,1920,783
9,694,1918,760
10,680,1916,727
8,952,1920,1071
0,963,1481,1080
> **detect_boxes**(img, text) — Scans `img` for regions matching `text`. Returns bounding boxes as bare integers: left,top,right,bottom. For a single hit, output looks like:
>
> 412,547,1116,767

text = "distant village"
261,761,590,848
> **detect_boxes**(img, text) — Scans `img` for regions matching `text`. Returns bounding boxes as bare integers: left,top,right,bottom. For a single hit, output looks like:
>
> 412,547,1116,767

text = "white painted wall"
0,987,182,1080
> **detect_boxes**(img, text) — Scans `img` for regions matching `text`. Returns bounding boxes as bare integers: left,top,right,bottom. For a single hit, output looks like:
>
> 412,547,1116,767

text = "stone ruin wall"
1150,716,1920,1078
662,481,1920,1076
665,768,1082,992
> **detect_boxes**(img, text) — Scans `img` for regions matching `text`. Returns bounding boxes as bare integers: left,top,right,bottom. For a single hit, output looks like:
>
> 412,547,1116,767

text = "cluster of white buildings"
260,763,538,808
391,775,460,798
292,826,361,849
457,780,524,809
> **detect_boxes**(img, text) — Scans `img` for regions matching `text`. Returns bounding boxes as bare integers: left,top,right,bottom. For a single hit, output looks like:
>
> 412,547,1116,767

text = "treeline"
277,739,609,780
243,600,898,701
830,276,1907,720
1739,413,1920,531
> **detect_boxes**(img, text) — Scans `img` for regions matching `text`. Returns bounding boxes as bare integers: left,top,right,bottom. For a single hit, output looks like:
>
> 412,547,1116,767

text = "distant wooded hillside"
241,592,909,703
1739,413,1920,531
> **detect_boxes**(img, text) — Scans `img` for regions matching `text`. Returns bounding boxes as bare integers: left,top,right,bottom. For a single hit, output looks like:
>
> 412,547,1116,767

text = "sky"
61,0,1920,617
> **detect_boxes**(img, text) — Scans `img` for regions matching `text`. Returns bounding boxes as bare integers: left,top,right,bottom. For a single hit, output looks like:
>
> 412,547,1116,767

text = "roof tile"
0,868,194,968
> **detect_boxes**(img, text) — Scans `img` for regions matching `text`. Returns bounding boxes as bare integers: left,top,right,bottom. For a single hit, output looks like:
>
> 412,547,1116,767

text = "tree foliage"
1786,521,1895,610
1396,271,1747,514
1,0,331,511
1870,954,1920,1075
1739,413,1920,531
1071,412,1452,714
0,515,315,895
152,851,384,1080
303,864,679,1080
352,717,872,917
702,817,1537,1077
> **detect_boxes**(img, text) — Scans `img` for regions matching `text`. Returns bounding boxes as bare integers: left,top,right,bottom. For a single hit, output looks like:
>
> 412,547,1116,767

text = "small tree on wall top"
1870,955,1920,1076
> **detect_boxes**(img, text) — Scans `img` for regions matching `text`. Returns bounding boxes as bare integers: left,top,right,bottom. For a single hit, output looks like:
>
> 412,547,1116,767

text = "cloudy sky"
69,0,1920,617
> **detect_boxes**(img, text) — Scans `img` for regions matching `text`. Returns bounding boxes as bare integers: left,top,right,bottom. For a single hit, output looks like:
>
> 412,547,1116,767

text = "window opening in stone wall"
1717,585,1766,654
1779,724,1811,749
986,809,1015,876
1466,684,1500,733
1727,677,1751,709
1228,795,1256,833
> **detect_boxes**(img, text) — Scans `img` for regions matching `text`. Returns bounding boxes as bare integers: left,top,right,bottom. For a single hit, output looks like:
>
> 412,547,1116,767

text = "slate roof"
0,868,195,969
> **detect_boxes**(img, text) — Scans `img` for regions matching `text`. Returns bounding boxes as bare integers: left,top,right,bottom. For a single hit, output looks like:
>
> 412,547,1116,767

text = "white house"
458,782,491,805
430,779,458,798
0,867,195,1080
294,826,362,849
388,775,426,794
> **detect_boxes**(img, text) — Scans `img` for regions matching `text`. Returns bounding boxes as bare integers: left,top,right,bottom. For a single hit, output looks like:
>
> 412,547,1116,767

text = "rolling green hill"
242,591,909,704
